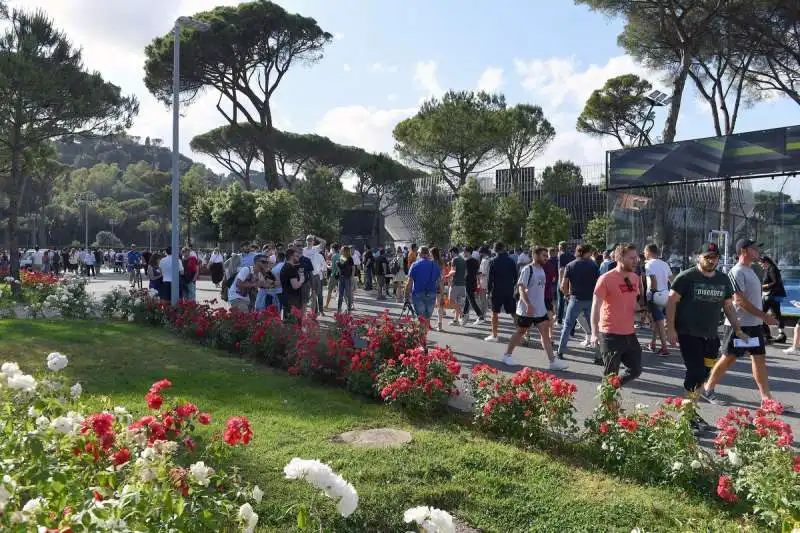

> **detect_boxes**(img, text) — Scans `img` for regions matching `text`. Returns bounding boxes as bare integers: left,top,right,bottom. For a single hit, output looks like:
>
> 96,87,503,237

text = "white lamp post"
171,15,211,306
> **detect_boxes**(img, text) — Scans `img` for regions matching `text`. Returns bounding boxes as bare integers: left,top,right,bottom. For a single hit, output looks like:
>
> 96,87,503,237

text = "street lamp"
74,192,97,250
171,15,211,306
109,218,119,235
148,214,156,251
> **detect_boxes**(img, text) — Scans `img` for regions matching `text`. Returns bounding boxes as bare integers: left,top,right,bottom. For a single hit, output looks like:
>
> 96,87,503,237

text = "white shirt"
645,258,672,292
209,253,224,264
478,257,490,289
32,251,44,266
83,251,95,265
472,251,480,260
159,255,184,283
228,266,253,302
352,249,362,267
516,264,547,318
517,252,530,266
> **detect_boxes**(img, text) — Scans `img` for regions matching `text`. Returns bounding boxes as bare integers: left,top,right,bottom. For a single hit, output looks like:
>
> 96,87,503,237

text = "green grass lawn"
0,320,751,533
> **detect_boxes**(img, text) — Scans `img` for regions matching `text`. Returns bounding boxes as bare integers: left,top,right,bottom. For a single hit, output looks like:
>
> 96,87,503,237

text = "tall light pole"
74,192,97,250
171,15,211,306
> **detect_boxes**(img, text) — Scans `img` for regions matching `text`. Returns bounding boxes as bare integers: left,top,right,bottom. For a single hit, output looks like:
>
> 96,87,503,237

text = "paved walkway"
84,272,800,441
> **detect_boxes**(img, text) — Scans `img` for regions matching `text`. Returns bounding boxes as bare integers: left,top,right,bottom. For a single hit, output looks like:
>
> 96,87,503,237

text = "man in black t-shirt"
666,242,744,431
280,248,304,321
556,241,575,324
557,244,598,358
462,245,484,323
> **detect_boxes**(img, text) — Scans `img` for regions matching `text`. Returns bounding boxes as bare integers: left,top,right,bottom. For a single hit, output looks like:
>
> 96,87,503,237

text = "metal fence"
393,163,799,264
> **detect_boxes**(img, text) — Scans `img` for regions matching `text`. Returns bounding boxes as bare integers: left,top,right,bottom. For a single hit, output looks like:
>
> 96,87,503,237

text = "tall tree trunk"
8,147,21,283
651,58,691,249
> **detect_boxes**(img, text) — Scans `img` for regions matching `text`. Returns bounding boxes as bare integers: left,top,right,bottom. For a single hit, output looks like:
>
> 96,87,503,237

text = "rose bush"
45,275,96,319
376,346,461,412
0,353,260,532
585,375,713,486
470,364,578,440
713,399,799,526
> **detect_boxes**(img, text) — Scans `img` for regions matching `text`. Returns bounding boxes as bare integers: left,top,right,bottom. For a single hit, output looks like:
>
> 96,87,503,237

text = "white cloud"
413,60,444,99
343,63,352,72
514,54,663,166
314,106,417,155
8,0,279,175
370,62,399,74
514,55,654,110
476,67,504,93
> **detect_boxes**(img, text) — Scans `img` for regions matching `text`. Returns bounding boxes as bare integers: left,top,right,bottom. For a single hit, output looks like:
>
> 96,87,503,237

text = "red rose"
716,475,738,503
112,447,131,466
149,379,172,394
198,412,211,425
93,490,104,501
223,416,253,446
608,375,622,389
145,392,163,410
599,422,609,433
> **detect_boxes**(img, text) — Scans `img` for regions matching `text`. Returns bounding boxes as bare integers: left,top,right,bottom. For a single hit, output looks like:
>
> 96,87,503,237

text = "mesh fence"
395,163,799,265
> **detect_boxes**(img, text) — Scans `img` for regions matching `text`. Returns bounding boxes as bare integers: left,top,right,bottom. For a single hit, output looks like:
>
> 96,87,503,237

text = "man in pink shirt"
590,243,644,387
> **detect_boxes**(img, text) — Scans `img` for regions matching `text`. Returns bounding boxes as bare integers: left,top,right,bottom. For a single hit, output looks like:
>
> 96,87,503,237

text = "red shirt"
593,270,640,335
543,258,558,300
186,256,198,277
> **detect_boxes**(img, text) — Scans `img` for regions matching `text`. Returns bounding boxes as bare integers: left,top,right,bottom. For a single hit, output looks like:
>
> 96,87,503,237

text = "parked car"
19,251,33,270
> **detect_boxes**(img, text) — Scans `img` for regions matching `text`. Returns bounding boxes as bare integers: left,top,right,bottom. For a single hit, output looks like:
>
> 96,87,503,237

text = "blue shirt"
241,252,257,267
564,258,599,301
408,258,441,295
127,250,141,265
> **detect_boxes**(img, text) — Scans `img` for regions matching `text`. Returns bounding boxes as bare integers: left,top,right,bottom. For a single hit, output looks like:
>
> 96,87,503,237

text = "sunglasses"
623,277,634,291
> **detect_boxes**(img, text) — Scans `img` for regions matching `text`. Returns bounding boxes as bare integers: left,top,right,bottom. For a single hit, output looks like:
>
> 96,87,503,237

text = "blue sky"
13,0,800,197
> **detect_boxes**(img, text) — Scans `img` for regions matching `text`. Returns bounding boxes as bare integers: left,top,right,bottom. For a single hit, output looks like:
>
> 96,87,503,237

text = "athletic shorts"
517,315,549,328
491,293,516,315
722,325,766,357
677,335,721,365
648,301,665,321
448,285,466,306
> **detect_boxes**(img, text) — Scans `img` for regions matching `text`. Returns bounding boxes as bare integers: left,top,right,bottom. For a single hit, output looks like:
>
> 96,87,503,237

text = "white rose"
0,484,11,509
51,416,76,435
114,406,128,415
1,362,21,378
690,460,702,469
681,399,692,407
22,496,44,515
70,382,82,399
139,468,156,482
35,416,49,429
238,503,259,533
7,373,36,392
728,450,742,467
671,461,683,472
189,461,214,487
46,352,68,372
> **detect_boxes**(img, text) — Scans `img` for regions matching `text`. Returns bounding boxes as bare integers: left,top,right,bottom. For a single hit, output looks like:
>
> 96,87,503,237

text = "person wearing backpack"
228,253,271,313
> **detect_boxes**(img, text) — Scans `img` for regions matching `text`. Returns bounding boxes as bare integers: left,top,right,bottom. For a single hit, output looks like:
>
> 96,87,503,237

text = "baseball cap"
735,238,762,252
697,242,720,255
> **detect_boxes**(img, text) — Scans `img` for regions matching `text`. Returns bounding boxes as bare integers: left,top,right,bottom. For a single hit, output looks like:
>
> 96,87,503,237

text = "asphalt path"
85,270,800,442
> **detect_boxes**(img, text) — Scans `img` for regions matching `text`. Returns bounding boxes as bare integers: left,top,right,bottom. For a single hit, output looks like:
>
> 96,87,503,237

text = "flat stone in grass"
332,428,412,448
454,518,481,533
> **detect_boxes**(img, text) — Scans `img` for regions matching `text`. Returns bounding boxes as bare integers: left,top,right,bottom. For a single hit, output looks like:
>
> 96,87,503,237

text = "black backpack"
299,256,313,285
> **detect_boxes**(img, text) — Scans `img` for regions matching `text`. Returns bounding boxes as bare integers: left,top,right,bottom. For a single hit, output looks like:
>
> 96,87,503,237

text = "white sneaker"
484,335,500,343
581,339,592,348
449,320,460,326
783,346,800,355
502,354,513,365
472,318,485,326
549,359,569,371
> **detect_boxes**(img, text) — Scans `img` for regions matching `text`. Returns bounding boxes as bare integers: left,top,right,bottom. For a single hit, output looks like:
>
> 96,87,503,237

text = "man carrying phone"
666,243,746,431
701,239,778,406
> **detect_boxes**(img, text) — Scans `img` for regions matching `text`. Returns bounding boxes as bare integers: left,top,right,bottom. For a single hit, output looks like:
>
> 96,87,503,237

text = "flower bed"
0,352,459,533
7,284,799,530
